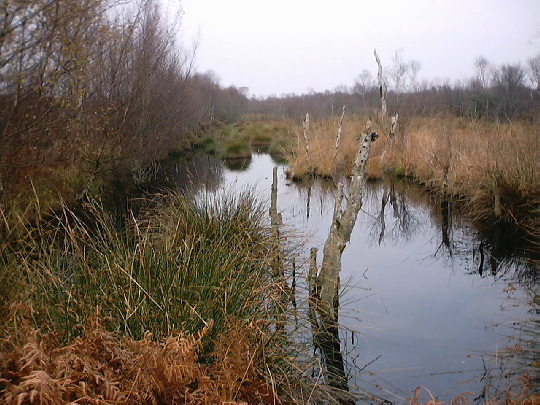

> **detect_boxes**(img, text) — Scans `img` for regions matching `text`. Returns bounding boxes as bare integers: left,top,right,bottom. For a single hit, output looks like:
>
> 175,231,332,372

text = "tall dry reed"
376,116,538,235
288,114,538,239
288,116,368,179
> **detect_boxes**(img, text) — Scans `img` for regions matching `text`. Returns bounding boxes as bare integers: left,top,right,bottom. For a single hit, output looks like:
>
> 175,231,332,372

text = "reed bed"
288,116,364,180
379,116,539,236
288,115,539,239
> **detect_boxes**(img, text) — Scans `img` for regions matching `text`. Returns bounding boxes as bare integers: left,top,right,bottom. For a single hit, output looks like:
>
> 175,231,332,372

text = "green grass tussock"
222,136,253,159
195,119,295,162
0,191,283,348
0,190,358,404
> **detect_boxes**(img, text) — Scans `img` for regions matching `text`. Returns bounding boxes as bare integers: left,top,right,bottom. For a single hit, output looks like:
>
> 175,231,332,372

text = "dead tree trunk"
317,120,376,321
390,113,399,137
374,49,399,138
374,49,387,118
269,166,288,332
302,112,310,160
332,106,347,164
270,166,283,229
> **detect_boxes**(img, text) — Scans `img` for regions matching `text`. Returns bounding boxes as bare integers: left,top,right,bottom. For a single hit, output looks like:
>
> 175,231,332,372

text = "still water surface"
175,153,537,402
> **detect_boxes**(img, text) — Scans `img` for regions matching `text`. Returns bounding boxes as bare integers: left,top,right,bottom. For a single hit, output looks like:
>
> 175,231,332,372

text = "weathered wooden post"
302,112,311,160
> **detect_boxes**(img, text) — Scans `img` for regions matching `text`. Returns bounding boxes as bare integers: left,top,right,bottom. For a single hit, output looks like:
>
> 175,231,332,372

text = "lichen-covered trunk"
318,121,375,320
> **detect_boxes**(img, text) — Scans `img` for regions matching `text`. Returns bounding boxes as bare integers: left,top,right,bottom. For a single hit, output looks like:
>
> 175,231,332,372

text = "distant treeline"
249,54,539,122
250,62,540,122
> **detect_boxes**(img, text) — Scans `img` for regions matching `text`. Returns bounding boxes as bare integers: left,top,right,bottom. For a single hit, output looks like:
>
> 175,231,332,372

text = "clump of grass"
191,134,219,155
222,136,252,159
0,191,284,346
0,191,359,404
204,119,295,161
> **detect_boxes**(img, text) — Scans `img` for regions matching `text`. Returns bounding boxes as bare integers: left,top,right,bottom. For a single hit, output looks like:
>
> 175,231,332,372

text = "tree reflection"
307,248,358,404
362,177,537,286
369,178,417,245
167,154,224,193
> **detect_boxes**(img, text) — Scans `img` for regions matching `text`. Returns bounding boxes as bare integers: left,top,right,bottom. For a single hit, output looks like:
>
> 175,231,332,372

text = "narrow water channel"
172,153,537,402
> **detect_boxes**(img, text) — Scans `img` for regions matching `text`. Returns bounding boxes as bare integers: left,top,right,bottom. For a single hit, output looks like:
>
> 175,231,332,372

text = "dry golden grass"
378,116,538,233
288,116,366,180
288,114,538,237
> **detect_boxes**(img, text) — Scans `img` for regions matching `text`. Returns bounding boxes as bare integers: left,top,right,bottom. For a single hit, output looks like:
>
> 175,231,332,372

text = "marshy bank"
1,115,537,404
285,114,539,246
0,184,344,404
1,154,537,404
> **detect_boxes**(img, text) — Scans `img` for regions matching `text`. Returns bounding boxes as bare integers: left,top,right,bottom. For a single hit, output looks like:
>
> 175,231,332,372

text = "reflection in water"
370,178,416,246
223,156,252,171
440,196,451,252
307,248,350,399
365,178,537,283
162,154,224,193
344,177,537,402
192,154,537,403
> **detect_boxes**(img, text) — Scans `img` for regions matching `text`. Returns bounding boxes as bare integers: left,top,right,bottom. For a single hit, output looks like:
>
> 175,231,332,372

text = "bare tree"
408,60,422,92
0,0,249,204
492,63,527,118
388,49,409,95
474,56,491,90
527,54,540,90
352,69,374,101
387,49,421,105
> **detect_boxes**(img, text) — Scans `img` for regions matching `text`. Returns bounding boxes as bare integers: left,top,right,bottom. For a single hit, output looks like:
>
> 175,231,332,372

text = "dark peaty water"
191,153,537,403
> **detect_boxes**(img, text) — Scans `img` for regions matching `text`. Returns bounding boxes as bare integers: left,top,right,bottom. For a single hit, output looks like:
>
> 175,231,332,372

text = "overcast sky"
176,0,539,97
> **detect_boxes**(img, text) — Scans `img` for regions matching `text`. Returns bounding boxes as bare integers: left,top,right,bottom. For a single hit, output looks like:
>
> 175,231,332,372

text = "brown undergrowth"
0,315,281,405
0,191,349,405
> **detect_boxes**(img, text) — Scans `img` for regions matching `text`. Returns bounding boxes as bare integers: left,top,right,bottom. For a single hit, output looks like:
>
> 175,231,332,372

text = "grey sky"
177,0,539,97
